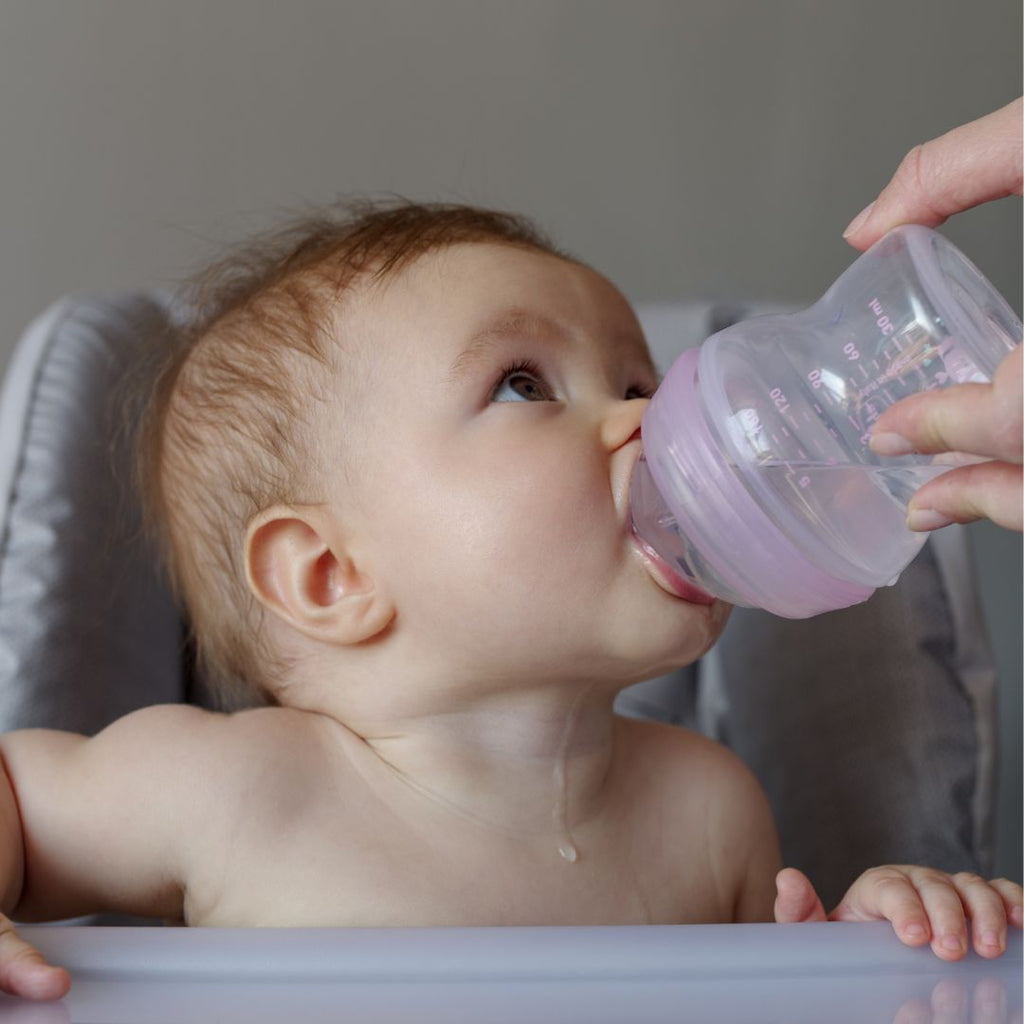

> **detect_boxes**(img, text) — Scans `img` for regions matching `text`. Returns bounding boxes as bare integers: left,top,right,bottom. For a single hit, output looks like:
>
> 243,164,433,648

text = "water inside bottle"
749,460,947,582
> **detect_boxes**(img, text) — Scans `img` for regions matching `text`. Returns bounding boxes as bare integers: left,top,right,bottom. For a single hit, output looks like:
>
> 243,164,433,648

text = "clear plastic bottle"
631,225,1021,618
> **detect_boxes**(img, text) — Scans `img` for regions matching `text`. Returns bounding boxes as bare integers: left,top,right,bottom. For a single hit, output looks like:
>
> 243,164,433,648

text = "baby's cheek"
470,455,600,559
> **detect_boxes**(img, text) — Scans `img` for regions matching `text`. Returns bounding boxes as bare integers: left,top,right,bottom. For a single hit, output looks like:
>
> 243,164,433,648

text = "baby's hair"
137,199,563,708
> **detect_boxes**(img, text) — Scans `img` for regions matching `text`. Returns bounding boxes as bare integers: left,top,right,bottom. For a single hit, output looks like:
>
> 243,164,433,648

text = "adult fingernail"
870,432,915,456
843,201,876,239
906,508,955,532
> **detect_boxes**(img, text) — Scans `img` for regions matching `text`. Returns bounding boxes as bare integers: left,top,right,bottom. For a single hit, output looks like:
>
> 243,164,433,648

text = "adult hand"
843,98,1022,532
870,345,1022,533
842,98,1022,250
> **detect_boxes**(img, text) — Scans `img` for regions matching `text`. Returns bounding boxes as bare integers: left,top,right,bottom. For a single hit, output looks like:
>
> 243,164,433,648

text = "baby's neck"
331,684,621,859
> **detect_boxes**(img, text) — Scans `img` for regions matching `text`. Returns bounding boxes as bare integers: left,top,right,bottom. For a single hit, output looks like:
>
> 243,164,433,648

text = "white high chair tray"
7,922,1020,1023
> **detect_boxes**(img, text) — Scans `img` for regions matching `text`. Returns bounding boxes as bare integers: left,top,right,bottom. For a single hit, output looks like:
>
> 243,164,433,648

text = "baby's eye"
491,363,555,403
625,385,655,401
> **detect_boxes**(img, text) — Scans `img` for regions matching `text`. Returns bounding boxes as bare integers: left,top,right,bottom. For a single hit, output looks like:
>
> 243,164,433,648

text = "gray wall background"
0,1,1020,879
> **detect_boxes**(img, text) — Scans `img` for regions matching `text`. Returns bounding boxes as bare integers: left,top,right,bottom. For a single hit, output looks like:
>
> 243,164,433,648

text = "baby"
1,201,1019,1001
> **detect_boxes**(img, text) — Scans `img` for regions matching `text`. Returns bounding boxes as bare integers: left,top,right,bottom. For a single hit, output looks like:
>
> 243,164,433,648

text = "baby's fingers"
831,866,933,946
0,915,71,1000
990,877,1024,931
951,872,1011,960
774,867,827,923
894,869,976,961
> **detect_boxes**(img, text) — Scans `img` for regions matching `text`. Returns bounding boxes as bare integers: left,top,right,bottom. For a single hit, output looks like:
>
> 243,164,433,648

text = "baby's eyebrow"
447,309,566,383
447,307,658,386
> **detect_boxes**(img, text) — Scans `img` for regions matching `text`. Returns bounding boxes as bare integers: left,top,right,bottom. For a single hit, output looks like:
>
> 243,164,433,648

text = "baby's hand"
0,912,70,1000
774,865,1023,961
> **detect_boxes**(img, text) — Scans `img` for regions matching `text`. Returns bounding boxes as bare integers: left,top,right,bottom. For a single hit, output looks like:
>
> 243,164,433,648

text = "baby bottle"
630,225,1021,618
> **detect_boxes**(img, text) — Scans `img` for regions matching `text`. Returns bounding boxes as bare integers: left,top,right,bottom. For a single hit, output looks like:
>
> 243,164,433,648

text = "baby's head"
140,201,729,711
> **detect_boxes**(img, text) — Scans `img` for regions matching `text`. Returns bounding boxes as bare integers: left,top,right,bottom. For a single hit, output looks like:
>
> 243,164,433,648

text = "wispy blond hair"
137,200,561,707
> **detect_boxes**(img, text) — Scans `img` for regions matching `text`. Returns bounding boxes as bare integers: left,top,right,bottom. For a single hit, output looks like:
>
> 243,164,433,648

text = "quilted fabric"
0,294,184,733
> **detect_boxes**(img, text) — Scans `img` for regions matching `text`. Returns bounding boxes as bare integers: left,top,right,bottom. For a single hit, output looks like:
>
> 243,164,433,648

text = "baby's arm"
643,721,783,924
774,864,1024,960
715,751,784,924
0,742,71,1000
0,704,216,999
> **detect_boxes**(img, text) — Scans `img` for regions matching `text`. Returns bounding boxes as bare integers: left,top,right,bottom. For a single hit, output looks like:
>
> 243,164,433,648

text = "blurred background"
0,1,1019,877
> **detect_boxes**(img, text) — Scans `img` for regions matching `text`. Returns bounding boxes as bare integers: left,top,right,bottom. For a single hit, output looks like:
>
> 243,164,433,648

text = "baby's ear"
244,506,394,646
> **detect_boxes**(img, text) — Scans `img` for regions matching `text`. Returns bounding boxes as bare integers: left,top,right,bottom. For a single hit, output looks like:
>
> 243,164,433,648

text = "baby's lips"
632,533,715,605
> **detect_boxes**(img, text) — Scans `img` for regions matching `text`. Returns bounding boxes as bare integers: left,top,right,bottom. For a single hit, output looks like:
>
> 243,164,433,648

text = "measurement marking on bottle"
858,364,869,379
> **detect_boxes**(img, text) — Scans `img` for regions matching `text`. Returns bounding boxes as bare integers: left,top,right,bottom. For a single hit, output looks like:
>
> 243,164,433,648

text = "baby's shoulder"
612,714,773,827
612,715,781,920
614,714,752,783
95,702,336,790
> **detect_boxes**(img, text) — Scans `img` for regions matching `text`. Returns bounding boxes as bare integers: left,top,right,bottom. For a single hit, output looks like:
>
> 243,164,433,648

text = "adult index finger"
844,98,1023,251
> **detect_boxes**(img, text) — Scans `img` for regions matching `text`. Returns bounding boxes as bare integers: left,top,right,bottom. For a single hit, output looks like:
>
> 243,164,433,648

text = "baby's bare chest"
185,784,726,929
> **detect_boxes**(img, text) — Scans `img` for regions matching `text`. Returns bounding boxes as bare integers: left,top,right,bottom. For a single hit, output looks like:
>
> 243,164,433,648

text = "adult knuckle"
894,144,925,187
894,144,945,220
986,408,1022,460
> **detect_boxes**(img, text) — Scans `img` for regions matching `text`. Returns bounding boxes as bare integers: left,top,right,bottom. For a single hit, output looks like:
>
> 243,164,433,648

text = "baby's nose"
601,398,648,452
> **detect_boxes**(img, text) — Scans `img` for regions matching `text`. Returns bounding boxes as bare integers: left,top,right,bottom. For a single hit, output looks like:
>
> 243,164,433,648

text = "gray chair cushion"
0,292,999,914
0,293,184,732
698,528,994,907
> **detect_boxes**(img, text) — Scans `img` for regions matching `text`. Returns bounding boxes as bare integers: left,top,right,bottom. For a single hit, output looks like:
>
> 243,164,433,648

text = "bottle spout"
629,454,718,605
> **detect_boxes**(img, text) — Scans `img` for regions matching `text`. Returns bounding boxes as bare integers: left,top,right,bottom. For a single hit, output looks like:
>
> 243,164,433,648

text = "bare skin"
0,705,778,999
0,243,1017,1002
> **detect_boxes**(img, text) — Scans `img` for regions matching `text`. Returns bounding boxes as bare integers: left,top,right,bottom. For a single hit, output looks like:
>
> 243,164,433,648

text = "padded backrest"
0,293,184,732
0,292,998,910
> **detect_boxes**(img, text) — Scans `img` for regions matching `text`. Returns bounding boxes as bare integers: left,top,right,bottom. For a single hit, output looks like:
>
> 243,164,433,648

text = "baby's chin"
690,600,733,657
619,599,733,682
